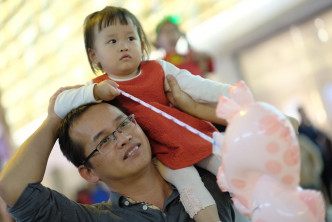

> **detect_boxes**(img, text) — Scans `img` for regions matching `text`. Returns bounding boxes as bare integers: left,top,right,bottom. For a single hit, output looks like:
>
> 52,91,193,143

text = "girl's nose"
120,41,128,52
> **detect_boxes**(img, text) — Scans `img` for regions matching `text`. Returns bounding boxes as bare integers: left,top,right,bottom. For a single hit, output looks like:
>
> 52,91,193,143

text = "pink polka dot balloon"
214,81,325,222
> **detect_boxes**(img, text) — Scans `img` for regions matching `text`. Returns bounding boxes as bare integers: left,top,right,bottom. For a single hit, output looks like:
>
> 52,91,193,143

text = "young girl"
55,6,230,222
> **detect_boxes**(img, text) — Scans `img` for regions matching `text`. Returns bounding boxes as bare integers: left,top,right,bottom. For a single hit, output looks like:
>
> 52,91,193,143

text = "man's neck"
107,163,172,209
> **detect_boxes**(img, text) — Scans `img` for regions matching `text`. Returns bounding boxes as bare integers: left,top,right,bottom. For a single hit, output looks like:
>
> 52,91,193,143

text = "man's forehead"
74,103,124,128
70,103,125,137
90,103,125,119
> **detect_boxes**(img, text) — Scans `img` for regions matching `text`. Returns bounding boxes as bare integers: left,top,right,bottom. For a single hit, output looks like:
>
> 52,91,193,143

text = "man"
0,83,234,221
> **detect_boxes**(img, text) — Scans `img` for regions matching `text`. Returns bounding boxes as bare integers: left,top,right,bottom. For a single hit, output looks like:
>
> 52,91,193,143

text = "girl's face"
89,19,143,79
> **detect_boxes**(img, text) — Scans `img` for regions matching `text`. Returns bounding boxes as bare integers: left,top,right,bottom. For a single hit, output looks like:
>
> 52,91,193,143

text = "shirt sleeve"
158,60,230,103
7,183,97,222
55,82,98,119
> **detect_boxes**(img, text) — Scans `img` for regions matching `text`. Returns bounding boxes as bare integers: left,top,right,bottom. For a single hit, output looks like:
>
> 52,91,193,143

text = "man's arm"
159,59,231,103
166,75,227,126
0,87,76,207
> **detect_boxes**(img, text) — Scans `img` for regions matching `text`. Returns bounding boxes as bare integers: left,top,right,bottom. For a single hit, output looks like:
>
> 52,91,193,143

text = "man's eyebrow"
92,114,126,142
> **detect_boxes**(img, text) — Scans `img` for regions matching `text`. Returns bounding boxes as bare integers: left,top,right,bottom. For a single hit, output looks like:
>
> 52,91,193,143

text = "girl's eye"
128,36,135,41
108,39,116,44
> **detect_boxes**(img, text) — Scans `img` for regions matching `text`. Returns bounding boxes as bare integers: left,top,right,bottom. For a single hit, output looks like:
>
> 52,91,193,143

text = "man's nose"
114,131,132,148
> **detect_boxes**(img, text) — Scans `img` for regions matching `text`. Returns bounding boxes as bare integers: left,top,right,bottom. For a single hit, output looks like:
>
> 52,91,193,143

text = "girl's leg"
154,159,220,221
196,153,221,175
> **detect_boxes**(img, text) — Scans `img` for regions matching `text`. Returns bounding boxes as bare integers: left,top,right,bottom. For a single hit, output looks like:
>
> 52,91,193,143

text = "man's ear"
78,165,100,183
88,48,99,64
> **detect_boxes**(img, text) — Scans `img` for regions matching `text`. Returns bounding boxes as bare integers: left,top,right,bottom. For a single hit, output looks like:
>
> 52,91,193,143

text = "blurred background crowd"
1,0,332,221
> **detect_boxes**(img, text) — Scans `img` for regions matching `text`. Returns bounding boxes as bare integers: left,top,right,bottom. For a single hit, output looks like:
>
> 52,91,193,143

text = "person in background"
76,183,93,204
154,15,226,132
298,134,324,190
76,183,109,204
154,15,214,78
298,106,332,204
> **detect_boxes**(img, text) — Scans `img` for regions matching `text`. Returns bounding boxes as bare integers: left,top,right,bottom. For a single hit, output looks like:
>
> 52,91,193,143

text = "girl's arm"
55,80,119,118
166,75,227,126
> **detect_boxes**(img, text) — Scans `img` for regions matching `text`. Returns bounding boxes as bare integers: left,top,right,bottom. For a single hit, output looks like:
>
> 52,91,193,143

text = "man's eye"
108,39,116,44
100,135,113,146
120,119,130,128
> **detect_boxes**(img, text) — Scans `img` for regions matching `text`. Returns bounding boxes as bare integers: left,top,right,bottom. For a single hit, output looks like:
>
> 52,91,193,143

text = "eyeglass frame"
81,114,136,166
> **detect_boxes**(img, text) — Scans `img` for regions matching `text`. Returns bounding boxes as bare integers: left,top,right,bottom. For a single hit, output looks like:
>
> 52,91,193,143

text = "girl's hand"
94,80,120,101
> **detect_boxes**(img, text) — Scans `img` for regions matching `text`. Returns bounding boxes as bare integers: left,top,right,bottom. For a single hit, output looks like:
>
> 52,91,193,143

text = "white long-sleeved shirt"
55,60,230,118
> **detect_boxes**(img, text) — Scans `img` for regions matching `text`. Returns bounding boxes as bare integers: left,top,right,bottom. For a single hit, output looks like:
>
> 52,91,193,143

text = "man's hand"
94,80,120,101
165,75,196,111
49,85,82,119
165,75,227,126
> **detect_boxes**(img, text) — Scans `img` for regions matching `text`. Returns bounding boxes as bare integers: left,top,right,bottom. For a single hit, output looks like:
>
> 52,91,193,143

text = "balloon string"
117,89,214,144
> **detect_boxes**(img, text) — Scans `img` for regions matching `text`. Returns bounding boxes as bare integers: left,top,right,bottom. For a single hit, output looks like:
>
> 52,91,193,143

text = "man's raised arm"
0,86,77,206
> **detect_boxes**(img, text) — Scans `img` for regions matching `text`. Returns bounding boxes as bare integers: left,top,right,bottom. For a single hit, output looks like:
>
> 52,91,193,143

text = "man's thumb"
166,75,179,92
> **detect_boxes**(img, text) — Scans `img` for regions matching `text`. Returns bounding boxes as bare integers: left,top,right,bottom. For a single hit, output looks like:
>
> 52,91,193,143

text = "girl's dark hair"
84,6,150,74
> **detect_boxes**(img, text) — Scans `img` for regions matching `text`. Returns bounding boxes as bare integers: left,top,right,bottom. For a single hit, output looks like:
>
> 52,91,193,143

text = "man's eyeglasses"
81,114,136,165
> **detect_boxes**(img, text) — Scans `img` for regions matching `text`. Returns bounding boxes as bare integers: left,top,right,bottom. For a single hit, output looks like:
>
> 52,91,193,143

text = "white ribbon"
117,89,214,144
